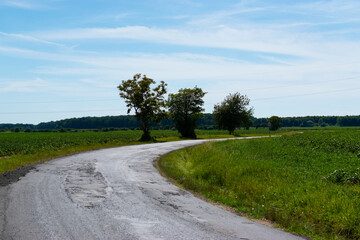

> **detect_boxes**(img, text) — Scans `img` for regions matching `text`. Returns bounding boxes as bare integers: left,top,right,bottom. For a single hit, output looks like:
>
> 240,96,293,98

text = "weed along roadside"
158,129,360,240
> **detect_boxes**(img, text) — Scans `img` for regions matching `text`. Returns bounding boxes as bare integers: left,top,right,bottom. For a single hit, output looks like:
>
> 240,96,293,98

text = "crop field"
159,129,360,240
0,131,141,157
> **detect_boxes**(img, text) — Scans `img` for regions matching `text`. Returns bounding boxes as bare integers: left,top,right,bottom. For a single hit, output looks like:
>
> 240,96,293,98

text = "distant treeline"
0,114,215,131
1,114,360,131
253,115,360,128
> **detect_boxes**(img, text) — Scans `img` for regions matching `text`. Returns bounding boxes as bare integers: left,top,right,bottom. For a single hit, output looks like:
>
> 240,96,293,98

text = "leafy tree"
301,120,314,128
117,74,167,141
213,92,253,134
268,116,281,130
11,127,22,133
168,86,206,139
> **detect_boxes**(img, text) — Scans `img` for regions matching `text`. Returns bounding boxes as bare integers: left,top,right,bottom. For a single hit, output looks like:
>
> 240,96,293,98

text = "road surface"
0,138,305,240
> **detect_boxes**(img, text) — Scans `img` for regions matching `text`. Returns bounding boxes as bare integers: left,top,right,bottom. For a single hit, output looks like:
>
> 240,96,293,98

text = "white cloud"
186,6,267,26
0,32,66,47
29,18,359,62
0,77,96,94
85,12,134,24
29,26,318,58
3,0,36,9
0,78,49,92
1,0,52,9
295,0,360,14
0,42,358,88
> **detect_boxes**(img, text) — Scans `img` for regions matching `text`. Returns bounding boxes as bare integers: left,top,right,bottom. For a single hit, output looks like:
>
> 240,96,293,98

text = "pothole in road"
63,160,112,208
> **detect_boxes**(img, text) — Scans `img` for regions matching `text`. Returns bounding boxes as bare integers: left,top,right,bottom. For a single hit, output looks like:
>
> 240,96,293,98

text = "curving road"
0,138,305,240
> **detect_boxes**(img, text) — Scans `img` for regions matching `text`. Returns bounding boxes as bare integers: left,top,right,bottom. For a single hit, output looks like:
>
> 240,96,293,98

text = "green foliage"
168,86,206,139
11,127,23,133
254,115,360,128
213,92,253,134
36,115,140,130
324,168,360,185
268,116,281,130
117,74,167,141
159,130,360,239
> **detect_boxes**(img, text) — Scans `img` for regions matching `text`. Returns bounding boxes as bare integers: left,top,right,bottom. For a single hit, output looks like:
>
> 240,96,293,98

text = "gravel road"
0,138,305,240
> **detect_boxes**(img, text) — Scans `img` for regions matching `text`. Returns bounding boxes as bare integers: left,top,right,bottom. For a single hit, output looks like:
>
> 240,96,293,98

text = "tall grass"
159,130,360,240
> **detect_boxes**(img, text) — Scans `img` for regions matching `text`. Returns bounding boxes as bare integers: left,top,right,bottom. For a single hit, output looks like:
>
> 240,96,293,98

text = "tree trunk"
139,121,152,141
140,129,151,141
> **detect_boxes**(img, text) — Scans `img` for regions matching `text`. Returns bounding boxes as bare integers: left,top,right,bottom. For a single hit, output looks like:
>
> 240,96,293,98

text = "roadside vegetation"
158,129,360,240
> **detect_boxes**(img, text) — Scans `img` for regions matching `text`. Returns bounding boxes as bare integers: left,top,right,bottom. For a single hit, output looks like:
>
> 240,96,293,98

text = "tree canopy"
117,74,167,141
213,92,253,134
268,116,281,131
168,86,206,139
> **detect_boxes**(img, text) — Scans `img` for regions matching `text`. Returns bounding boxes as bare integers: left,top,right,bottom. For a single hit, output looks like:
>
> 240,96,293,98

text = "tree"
213,92,253,135
268,116,281,130
168,87,206,139
117,74,167,141
11,127,22,133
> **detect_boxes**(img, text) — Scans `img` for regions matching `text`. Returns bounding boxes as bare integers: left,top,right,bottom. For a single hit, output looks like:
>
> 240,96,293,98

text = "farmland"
159,129,360,239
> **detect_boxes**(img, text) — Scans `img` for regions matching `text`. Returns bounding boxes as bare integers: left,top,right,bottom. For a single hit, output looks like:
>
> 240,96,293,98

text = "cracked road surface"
0,138,305,240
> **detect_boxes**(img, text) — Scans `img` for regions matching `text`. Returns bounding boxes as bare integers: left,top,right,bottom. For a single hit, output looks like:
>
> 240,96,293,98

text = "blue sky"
1,0,360,124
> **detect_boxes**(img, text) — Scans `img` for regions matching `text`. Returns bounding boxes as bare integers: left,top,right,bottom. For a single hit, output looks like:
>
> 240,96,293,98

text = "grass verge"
158,130,360,240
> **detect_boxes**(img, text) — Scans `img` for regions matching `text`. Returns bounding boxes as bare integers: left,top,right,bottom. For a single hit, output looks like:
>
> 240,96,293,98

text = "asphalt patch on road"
63,160,112,208
0,163,37,186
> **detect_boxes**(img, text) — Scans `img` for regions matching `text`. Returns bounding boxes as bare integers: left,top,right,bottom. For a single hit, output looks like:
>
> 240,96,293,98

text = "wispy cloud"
0,32,66,47
31,24,360,62
186,6,267,26
0,78,49,92
31,26,315,58
3,0,35,9
1,0,48,9
1,41,359,85
0,77,97,94
85,12,134,24
295,0,360,13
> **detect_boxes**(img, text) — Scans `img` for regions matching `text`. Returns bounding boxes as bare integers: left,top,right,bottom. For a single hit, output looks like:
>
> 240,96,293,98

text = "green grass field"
159,129,360,240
